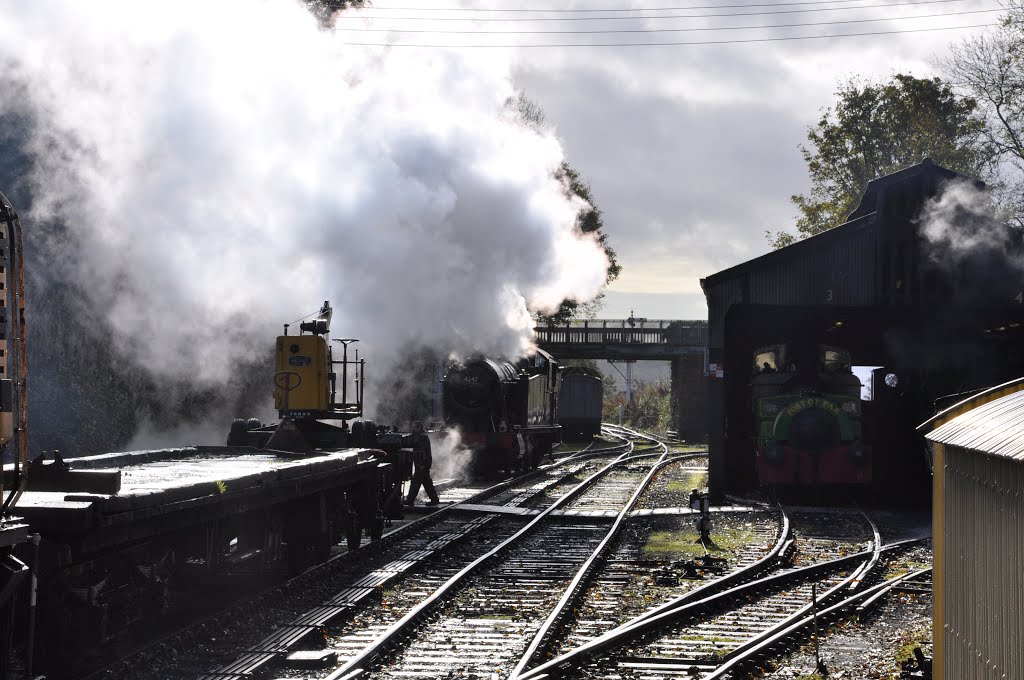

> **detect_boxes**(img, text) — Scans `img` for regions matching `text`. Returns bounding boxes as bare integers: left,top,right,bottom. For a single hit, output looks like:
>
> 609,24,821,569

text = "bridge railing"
534,319,707,346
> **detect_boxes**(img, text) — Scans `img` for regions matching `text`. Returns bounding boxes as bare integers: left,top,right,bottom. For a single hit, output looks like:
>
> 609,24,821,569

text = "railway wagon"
558,366,603,441
7,445,395,676
443,349,561,474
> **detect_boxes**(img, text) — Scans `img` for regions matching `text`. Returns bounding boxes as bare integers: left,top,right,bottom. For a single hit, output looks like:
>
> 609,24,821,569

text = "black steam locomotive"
442,349,561,474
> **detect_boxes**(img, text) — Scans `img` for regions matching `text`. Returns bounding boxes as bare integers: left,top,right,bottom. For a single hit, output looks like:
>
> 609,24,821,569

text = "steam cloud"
0,1,610,388
918,179,1002,266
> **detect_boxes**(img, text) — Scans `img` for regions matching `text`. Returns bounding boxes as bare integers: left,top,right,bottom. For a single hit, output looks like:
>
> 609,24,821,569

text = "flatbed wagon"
8,445,401,676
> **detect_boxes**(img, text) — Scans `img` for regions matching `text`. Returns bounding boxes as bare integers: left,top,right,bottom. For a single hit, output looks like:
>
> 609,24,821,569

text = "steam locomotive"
751,342,869,486
442,349,561,474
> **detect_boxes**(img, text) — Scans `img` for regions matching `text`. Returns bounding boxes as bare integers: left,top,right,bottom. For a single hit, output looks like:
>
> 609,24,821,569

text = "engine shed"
919,378,1024,680
701,159,1024,499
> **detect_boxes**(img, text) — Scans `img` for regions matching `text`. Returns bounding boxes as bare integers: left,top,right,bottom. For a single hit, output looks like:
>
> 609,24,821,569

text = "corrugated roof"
925,385,1024,461
699,213,876,291
700,158,982,292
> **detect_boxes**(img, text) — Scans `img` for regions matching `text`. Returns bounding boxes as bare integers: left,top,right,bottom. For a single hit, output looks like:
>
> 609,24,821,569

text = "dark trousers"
406,468,438,504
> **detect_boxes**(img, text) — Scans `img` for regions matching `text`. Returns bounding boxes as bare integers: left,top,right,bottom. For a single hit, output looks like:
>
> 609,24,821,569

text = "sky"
0,0,1003,383
334,0,1002,321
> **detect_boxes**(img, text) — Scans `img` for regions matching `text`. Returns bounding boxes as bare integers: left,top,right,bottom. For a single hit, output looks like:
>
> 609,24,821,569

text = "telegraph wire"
366,0,976,11
337,0,984,21
338,21,995,46
332,7,999,32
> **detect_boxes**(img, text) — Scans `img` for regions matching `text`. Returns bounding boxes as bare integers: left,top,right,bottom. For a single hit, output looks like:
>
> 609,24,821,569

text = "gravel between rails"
764,542,933,680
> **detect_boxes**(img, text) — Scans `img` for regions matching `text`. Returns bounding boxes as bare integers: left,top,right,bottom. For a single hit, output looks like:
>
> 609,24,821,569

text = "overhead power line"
338,21,995,46
332,7,999,32
366,0,971,11
336,0,983,21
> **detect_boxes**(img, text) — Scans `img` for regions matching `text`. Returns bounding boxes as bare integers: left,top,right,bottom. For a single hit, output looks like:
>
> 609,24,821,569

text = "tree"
771,74,989,248
508,93,622,324
603,380,672,432
546,164,622,324
304,0,365,25
944,0,1024,225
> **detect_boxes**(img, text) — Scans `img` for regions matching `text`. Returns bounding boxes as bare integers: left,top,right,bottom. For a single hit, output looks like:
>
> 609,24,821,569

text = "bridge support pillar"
671,354,706,443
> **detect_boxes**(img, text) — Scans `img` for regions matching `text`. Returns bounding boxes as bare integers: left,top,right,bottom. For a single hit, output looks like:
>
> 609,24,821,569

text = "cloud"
500,2,989,307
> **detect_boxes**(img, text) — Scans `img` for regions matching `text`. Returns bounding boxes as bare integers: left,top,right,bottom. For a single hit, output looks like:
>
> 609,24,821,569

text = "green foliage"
772,74,988,247
603,379,673,432
304,0,365,24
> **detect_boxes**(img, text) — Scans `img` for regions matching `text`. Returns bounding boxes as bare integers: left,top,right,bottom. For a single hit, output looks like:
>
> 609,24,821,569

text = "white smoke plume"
918,179,1004,266
0,1,610,390
427,428,473,484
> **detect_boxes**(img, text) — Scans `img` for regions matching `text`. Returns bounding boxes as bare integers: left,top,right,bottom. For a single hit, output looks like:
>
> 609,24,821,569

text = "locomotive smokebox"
789,406,841,450
442,351,561,475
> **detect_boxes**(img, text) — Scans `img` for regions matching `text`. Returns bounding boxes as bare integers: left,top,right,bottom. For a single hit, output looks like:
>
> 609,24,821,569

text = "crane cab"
271,301,364,422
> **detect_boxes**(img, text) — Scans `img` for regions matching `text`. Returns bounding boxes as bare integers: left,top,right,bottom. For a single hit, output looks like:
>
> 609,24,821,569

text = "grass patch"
671,444,708,452
894,623,932,665
884,559,931,580
643,524,754,560
665,473,709,494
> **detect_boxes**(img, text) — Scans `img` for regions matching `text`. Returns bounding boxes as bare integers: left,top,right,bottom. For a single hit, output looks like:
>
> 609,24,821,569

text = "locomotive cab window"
752,344,785,374
820,346,852,372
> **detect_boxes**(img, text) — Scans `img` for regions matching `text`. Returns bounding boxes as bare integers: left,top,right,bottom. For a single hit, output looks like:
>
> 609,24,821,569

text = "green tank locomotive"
752,343,869,486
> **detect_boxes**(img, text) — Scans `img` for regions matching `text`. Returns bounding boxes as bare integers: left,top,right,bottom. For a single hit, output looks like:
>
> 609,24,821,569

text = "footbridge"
534,318,708,442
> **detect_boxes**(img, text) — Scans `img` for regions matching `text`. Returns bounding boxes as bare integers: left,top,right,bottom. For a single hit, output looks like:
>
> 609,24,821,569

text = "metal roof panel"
926,388,1024,461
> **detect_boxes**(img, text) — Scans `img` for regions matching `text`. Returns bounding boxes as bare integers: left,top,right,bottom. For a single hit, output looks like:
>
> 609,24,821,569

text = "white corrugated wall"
943,447,1023,680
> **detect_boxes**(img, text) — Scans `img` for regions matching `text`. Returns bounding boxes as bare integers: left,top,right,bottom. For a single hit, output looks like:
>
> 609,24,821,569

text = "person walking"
405,421,439,507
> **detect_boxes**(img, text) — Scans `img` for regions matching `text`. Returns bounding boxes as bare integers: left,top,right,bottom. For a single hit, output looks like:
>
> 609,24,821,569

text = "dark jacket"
412,433,432,470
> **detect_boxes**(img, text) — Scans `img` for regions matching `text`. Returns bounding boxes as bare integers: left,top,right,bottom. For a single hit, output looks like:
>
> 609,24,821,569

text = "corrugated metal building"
702,160,977,355
919,378,1024,680
700,159,1024,496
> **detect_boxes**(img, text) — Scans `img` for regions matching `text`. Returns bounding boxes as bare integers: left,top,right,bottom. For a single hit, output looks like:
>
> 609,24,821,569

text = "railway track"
518,509,930,680
238,429,670,679
563,511,876,678
93,433,638,680
94,426,930,680
190,427,785,680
